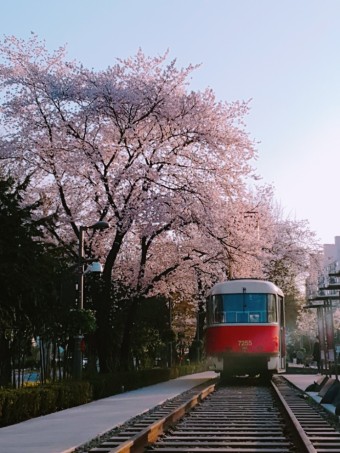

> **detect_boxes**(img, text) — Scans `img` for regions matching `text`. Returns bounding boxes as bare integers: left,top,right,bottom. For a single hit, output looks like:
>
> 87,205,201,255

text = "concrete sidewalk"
0,371,218,453
285,373,338,416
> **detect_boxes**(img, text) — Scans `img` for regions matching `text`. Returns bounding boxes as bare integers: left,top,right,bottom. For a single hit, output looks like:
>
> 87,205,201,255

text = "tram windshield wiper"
242,287,247,310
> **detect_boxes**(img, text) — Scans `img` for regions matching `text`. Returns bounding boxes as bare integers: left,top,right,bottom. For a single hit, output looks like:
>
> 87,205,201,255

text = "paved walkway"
284,373,320,391
284,373,338,415
0,371,218,453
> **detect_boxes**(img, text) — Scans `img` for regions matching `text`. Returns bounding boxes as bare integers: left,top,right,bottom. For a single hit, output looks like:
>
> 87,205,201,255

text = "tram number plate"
238,340,252,352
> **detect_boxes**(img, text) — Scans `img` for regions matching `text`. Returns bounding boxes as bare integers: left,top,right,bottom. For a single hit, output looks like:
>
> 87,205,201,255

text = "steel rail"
84,376,340,452
88,383,216,453
271,378,317,453
274,375,340,452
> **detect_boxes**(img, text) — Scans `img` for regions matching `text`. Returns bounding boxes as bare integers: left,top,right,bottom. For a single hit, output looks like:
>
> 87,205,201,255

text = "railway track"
76,375,340,453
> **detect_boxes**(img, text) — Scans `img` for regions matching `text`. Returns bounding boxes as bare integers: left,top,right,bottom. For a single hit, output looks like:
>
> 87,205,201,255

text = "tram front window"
211,293,277,324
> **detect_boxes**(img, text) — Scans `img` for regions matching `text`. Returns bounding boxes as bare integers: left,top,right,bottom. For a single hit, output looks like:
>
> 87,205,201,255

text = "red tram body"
204,279,286,377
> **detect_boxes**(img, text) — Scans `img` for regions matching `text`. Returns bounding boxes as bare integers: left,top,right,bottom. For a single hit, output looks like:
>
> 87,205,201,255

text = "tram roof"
208,279,284,296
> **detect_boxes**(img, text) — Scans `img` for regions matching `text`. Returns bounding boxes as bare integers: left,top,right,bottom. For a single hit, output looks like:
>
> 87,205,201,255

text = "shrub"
0,364,207,427
0,381,92,427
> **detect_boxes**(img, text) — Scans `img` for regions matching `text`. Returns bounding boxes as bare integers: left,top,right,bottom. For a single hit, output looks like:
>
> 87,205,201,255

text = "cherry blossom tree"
0,35,319,371
0,35,260,369
262,217,321,296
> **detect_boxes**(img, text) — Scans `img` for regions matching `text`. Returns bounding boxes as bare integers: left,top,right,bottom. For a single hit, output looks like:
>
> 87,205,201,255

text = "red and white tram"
204,279,286,377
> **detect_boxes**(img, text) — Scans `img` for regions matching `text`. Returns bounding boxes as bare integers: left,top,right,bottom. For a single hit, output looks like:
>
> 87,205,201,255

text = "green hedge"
87,364,207,399
0,364,207,427
0,381,92,427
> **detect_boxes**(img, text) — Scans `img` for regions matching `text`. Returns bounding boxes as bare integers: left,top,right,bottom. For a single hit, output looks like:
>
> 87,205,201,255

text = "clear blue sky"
2,0,340,245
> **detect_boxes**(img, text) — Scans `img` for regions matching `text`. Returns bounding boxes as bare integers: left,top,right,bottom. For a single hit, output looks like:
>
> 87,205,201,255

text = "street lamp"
73,220,109,380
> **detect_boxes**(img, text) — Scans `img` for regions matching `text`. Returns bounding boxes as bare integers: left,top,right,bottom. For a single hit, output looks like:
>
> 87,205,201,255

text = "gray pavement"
284,373,321,392
0,371,218,453
284,372,339,415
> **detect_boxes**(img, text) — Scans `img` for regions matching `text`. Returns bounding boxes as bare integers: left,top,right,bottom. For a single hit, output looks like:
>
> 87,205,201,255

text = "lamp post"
73,220,109,380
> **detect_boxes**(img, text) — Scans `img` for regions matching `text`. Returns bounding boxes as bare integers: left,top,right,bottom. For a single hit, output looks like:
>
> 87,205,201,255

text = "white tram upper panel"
208,279,283,297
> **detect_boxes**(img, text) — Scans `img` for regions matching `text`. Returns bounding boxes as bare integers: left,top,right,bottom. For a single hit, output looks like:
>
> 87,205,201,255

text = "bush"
0,364,207,427
87,364,207,399
0,381,92,427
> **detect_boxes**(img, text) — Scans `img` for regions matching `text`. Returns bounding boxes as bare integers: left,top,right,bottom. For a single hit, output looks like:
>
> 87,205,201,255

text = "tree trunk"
0,335,12,386
119,298,140,371
95,292,117,373
96,231,126,373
